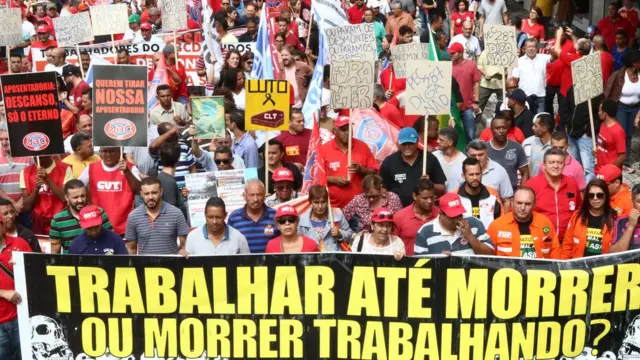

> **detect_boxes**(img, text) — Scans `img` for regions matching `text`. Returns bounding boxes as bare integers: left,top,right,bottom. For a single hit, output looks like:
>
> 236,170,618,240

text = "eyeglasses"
364,193,380,199
588,192,605,200
214,159,231,165
276,216,297,225
276,184,292,191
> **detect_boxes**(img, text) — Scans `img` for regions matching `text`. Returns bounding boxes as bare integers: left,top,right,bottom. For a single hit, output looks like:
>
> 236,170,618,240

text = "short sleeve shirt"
414,216,494,255
487,140,528,189
478,0,507,25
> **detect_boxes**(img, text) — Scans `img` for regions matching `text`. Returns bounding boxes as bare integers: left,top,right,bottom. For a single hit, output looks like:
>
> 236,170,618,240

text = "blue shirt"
613,46,631,71
68,229,129,255
232,132,259,169
227,205,278,253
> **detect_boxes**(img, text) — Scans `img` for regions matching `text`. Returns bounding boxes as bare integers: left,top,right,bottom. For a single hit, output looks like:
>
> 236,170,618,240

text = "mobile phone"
536,42,547,49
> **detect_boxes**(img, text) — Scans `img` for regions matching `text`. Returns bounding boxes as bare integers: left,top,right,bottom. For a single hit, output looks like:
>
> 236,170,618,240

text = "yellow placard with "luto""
244,80,290,131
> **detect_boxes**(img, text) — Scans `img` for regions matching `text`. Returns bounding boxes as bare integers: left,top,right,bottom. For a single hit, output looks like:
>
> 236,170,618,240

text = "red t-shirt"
0,235,31,323
168,63,188,100
559,51,582,97
285,31,305,52
379,102,405,128
450,11,474,36
380,66,406,95
347,5,366,24
600,51,614,87
393,205,439,255
620,7,640,29
546,59,564,87
596,121,626,173
275,129,312,165
452,59,482,110
597,16,635,51
521,20,545,41
478,126,525,143
69,80,90,109
265,235,320,253
27,39,58,62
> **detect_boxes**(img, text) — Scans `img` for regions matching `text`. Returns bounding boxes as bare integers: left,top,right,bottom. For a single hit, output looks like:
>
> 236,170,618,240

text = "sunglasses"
364,193,380,199
276,184,292,191
276,216,297,225
588,192,605,200
214,159,230,165
375,213,393,220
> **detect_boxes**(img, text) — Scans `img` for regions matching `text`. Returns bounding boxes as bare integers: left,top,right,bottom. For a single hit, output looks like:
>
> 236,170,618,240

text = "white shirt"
78,161,141,186
22,21,35,56
620,71,640,105
352,234,405,255
450,34,482,61
433,150,467,192
44,62,72,75
511,54,551,97
232,88,246,110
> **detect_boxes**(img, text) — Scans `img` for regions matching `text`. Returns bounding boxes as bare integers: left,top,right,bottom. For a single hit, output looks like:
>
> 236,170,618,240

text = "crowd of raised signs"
1,0,640,356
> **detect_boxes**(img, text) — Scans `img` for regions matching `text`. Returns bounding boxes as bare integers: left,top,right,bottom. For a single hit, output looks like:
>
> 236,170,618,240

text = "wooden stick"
347,120,352,181
387,64,394,91
36,156,40,167
6,46,10,74
305,12,314,49
111,34,117,63
423,115,428,175
587,99,597,167
173,31,179,64
502,67,507,103
76,44,85,79
265,132,270,193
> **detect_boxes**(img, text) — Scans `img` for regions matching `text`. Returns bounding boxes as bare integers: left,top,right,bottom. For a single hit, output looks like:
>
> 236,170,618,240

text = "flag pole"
111,34,117,63
422,115,428,175
502,67,507,102
265,132,270,193
347,118,352,181
588,99,597,167
6,46,10,74
76,44,85,79
306,12,314,49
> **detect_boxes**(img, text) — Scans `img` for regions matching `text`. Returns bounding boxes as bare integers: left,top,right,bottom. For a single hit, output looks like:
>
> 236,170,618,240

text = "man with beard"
125,177,189,255
0,199,40,252
393,178,439,255
258,139,302,194
487,186,562,259
69,205,128,255
238,19,258,42
275,109,311,167
279,46,312,108
62,132,101,178
49,180,112,254
454,157,503,229
61,64,90,114
380,127,446,207
227,179,278,253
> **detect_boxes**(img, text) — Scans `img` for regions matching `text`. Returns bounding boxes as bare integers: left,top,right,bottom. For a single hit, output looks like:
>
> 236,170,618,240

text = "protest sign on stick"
1,72,64,157
325,23,377,62
483,25,518,70
0,8,23,47
53,12,94,47
90,4,129,36
160,0,188,32
92,65,148,147
390,43,429,79
571,52,603,152
191,96,225,139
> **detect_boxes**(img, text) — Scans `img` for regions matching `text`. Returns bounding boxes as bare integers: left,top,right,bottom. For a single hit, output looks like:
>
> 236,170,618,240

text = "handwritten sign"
0,8,23,47
245,80,290,131
90,4,129,36
483,25,518,69
326,23,377,61
571,52,603,105
330,61,375,109
390,43,429,78
159,0,187,32
405,60,452,115
53,13,94,46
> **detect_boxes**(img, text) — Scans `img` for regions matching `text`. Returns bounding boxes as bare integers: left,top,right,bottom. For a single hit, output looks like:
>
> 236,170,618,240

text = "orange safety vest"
486,212,561,259
562,212,614,259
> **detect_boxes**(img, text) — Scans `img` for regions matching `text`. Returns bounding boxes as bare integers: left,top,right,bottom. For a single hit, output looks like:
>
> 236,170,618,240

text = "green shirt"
49,207,113,252
373,21,386,56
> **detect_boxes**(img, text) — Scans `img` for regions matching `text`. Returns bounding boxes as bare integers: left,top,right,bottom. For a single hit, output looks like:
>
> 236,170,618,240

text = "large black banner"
1,72,64,157
92,64,148,147
15,252,640,360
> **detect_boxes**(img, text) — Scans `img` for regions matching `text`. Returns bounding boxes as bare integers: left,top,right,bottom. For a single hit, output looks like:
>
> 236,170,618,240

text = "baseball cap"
398,127,418,144
163,44,175,57
140,22,152,30
367,0,382,8
275,205,298,218
335,115,350,128
439,193,466,218
448,42,464,54
508,88,527,104
129,13,141,24
587,25,599,36
36,24,50,33
272,167,294,182
597,164,622,183
371,208,394,223
46,3,57,10
62,64,81,78
69,7,78,14
79,205,103,229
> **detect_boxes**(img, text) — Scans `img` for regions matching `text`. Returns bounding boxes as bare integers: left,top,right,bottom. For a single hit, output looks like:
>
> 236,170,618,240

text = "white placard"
53,12,94,46
390,43,429,79
571,52,603,105
405,60,453,115
159,0,188,31
326,23,377,62
483,24,518,69
90,4,129,36
0,8,23,47
330,60,375,109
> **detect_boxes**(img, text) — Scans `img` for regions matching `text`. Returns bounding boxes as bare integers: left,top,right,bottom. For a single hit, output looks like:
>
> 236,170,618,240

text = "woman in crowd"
298,185,353,251
225,7,241,29
242,51,254,79
521,7,545,41
275,32,287,54
208,49,245,89
343,174,403,233
563,179,617,258
350,208,404,258
607,50,640,173
450,0,474,38
378,34,393,63
221,68,246,110
266,205,320,253
289,0,307,42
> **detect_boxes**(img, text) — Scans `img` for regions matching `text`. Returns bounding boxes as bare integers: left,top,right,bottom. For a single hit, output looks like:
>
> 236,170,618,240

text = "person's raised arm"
149,126,179,154
610,211,639,253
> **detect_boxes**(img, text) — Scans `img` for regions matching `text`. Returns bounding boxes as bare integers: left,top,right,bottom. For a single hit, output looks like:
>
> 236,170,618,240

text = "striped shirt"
151,141,195,188
0,154,32,201
227,206,278,253
414,216,494,255
125,201,190,255
49,207,113,251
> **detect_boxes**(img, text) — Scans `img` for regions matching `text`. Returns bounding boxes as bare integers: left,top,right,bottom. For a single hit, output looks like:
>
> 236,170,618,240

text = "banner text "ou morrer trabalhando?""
14,252,640,360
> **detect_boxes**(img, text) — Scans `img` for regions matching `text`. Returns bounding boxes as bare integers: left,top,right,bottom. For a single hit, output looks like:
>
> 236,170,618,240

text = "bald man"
64,115,95,154
593,34,614,86
44,48,71,74
227,179,278,253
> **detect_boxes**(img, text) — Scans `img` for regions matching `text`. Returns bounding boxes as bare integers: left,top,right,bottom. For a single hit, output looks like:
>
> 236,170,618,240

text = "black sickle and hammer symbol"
263,93,276,106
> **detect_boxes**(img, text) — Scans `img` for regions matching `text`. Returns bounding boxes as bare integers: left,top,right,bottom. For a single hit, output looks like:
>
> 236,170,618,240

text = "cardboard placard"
1,72,64,157
245,80,290,131
0,8,24,47
330,60,375,109
390,43,429,78
92,65,148,147
326,23,377,62
90,4,129,36
405,60,453,115
571,52,603,105
53,12,94,47
483,25,518,69
191,96,225,139
159,0,188,32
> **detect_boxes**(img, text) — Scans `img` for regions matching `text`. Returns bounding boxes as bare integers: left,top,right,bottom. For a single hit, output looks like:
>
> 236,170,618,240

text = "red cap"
78,2,88,11
69,7,78,14
272,167,294,182
448,42,464,54
36,25,50,33
371,207,394,223
140,22,152,30
439,193,466,217
275,205,298,218
335,115,350,128
597,164,622,183
79,205,103,229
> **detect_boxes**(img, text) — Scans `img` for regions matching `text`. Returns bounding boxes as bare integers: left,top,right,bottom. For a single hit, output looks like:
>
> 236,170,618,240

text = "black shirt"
380,151,447,207
584,214,605,257
517,218,532,236
258,162,303,194
515,109,535,138
16,224,41,253
238,32,257,42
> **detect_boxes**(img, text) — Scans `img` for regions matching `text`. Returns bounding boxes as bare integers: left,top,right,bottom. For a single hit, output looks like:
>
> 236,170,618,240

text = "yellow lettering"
179,268,212,314
510,322,535,360
232,319,257,357
304,266,335,315
413,323,440,360
112,268,144,313
206,319,231,358
491,268,522,320
525,270,556,318
81,317,106,357
377,268,405,317
145,268,177,313
446,269,488,319
78,267,110,313
347,267,380,316
237,267,268,314
558,270,589,316
180,318,204,358
614,263,640,311
108,318,133,357
279,319,304,358
212,268,235,314
389,322,413,360
362,321,387,360
314,319,336,358
259,319,278,358
459,323,484,360
562,319,586,358
337,320,361,359
270,266,303,315
536,321,561,359
46,266,76,313
144,318,177,358
591,265,614,314
407,267,432,318
484,323,508,360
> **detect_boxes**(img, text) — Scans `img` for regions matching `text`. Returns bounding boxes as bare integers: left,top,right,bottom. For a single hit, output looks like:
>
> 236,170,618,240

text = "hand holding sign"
483,25,518,70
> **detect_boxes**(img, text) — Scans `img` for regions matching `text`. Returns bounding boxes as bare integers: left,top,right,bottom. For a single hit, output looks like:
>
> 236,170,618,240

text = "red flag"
301,112,327,193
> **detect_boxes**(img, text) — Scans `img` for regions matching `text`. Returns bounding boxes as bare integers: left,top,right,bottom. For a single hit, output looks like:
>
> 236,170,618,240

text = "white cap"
367,0,382,7
321,89,331,107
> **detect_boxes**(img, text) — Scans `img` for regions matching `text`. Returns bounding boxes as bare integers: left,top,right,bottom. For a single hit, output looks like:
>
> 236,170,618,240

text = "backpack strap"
357,233,365,253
